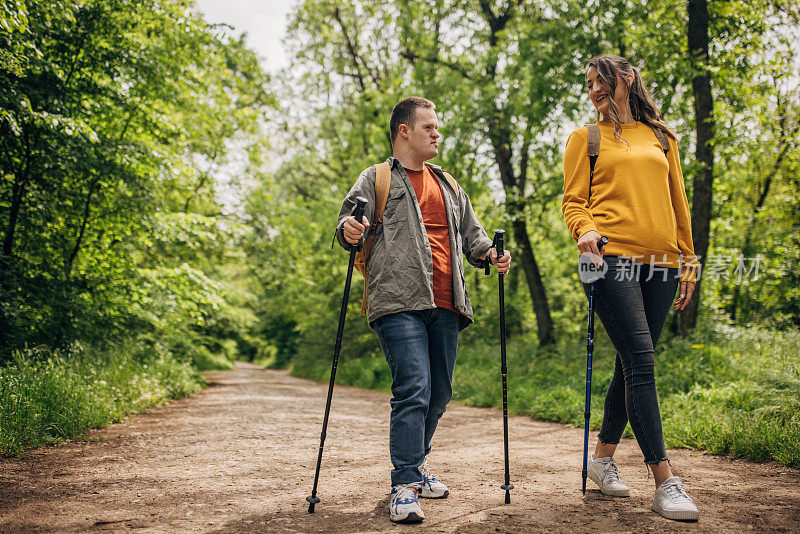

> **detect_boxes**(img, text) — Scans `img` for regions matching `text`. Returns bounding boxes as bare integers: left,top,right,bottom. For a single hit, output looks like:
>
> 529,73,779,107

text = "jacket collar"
386,156,443,173
386,156,456,198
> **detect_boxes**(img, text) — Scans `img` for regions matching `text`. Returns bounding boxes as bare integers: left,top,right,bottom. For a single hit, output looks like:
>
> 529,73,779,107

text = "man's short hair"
390,96,435,143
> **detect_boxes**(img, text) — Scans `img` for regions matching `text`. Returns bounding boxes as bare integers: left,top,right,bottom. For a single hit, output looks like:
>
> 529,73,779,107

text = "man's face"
403,107,440,161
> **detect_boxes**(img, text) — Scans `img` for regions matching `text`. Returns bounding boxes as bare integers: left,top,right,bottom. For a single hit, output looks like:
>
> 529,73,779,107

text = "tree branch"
479,0,516,44
519,132,530,195
400,49,474,80
3,124,33,257
66,106,136,277
331,5,373,91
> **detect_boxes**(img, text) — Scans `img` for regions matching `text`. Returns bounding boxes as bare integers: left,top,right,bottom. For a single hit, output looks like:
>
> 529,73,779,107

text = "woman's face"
586,66,631,117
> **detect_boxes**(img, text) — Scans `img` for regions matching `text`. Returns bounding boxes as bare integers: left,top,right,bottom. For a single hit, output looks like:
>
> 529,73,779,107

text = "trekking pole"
486,229,513,504
582,235,608,495
307,196,368,513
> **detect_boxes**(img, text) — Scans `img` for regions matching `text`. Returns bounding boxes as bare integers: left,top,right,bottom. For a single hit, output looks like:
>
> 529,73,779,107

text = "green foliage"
0,0,275,365
245,0,799,372
289,349,392,393
0,343,202,456
659,328,800,465
0,0,276,455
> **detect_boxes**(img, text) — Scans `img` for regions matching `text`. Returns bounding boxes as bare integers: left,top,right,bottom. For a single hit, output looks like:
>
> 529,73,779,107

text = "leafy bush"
0,343,203,457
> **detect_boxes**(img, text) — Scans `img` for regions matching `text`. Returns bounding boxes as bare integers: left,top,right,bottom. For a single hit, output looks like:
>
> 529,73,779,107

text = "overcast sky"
193,0,297,73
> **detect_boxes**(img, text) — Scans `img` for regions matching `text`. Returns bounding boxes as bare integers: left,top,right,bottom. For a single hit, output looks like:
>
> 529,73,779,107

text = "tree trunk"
486,110,555,346
3,128,32,257
403,1,556,344
679,0,714,334
65,178,98,277
729,115,798,320
512,218,554,345
4,176,27,257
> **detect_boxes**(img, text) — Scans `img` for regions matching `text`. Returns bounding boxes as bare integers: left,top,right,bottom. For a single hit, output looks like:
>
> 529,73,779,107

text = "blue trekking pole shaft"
582,235,608,495
307,196,368,513
581,284,595,495
494,230,513,504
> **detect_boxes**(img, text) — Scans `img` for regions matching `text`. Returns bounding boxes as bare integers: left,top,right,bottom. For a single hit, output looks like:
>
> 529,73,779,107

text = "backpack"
586,123,670,196
354,161,459,315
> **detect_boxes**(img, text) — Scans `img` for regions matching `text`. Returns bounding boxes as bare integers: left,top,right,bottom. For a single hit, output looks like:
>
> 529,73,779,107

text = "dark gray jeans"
582,255,679,464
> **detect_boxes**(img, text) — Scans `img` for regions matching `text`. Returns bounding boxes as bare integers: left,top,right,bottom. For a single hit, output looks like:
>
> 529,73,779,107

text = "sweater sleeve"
666,137,699,283
562,127,598,242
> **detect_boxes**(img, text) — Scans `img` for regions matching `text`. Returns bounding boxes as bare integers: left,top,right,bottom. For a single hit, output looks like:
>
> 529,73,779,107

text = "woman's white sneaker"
389,483,424,523
419,458,449,498
587,454,630,497
653,476,699,521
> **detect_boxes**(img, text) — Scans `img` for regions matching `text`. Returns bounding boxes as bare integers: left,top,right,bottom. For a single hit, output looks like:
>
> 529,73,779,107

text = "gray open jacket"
336,157,493,331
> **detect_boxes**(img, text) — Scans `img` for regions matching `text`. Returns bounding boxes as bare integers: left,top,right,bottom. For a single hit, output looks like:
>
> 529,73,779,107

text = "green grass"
0,342,203,457
288,323,800,467
289,345,392,392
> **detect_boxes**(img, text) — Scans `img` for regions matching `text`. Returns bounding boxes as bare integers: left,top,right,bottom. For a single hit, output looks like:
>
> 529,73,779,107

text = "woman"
562,54,700,521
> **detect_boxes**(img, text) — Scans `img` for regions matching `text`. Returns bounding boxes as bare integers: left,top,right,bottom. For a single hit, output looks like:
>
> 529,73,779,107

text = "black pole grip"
494,229,505,266
485,229,505,275
350,197,368,251
597,235,608,251
352,196,367,221
484,236,493,276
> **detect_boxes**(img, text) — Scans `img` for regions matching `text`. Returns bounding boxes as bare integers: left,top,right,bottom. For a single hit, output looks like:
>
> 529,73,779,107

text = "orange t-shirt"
404,166,455,312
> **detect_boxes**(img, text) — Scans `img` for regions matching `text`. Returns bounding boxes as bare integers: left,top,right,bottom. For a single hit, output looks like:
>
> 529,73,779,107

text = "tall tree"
0,0,274,359
249,0,800,367
680,0,714,332
394,0,594,345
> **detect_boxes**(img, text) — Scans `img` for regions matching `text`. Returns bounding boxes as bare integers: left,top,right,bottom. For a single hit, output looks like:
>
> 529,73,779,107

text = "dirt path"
1,363,798,533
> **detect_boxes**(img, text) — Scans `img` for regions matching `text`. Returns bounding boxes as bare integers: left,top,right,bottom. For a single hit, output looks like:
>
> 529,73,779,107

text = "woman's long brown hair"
587,55,676,143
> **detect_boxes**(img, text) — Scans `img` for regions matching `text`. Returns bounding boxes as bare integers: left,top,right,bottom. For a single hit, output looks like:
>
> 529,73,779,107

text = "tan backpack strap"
360,161,391,315
586,123,601,157
650,126,670,153
361,280,368,315
586,124,601,201
442,171,460,198
374,162,391,222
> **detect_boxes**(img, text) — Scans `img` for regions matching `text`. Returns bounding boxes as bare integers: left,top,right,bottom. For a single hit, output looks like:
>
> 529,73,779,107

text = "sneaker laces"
601,459,622,486
393,484,420,504
420,458,435,480
663,477,693,503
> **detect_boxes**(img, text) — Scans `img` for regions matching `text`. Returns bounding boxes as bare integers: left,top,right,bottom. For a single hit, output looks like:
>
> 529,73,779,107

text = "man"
336,96,511,524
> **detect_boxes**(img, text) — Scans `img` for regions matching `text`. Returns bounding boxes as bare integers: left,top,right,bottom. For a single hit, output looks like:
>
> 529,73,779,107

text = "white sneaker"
389,483,424,523
653,476,699,521
419,457,449,498
588,454,630,497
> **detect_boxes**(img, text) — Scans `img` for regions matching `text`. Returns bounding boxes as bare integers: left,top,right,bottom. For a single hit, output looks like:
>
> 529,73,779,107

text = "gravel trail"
1,362,798,533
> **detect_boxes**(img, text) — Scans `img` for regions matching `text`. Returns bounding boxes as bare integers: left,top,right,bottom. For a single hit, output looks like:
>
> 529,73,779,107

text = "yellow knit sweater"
562,121,698,282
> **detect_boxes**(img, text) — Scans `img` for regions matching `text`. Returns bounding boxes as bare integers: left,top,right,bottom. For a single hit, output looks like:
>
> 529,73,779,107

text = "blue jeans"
582,256,679,464
373,307,460,486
